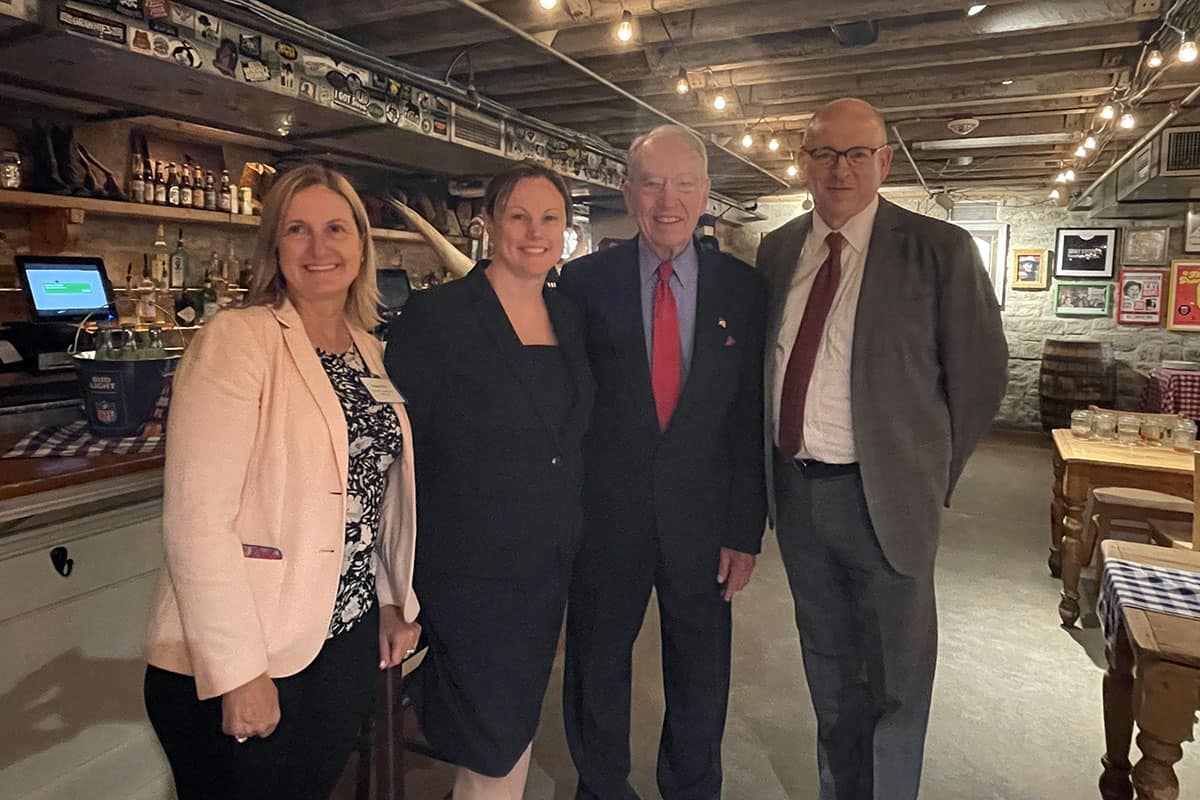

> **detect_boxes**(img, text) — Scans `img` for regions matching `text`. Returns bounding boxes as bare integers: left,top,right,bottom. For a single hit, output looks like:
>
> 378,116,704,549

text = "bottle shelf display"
0,190,465,245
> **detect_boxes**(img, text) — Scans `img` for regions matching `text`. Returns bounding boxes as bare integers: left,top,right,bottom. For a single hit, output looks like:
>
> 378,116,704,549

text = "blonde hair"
246,163,381,330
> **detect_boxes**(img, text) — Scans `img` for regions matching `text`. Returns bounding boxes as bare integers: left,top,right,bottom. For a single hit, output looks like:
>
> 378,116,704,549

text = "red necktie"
652,261,682,431
778,232,843,457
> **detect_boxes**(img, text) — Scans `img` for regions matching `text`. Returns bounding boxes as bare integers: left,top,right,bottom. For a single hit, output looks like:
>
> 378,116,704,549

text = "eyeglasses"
627,175,705,195
802,145,889,169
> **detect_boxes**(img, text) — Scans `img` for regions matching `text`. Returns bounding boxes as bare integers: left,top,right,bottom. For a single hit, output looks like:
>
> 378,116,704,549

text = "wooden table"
1050,430,1194,624
1099,541,1200,800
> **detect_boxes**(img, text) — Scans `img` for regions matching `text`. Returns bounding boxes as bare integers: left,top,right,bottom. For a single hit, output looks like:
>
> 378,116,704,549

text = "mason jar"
1140,418,1167,446
1117,415,1141,445
1172,418,1197,453
1070,409,1093,438
1093,411,1118,439
0,151,20,189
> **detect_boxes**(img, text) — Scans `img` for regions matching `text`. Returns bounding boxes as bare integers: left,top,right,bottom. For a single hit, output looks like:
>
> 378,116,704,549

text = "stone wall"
729,192,1200,429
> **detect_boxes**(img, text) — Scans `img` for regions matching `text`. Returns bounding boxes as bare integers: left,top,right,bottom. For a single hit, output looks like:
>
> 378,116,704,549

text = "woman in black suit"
384,163,593,798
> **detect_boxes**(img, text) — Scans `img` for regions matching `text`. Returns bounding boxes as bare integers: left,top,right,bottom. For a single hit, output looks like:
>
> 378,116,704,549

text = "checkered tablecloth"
1,420,164,458
1098,557,1200,649
1140,368,1200,419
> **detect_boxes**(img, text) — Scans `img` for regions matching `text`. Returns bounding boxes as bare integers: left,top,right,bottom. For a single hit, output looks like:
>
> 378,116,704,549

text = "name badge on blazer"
242,544,283,560
361,376,405,405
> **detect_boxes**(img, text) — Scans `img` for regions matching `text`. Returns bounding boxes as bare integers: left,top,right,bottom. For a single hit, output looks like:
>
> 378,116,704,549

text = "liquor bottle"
130,153,145,204
218,170,231,212
180,165,193,208
154,161,167,205
152,224,170,286
169,228,188,290
138,255,157,323
202,273,219,321
192,165,205,209
167,163,181,207
204,170,217,211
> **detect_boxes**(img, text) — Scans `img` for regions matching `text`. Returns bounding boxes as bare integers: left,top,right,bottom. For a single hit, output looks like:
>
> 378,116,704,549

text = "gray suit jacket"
759,197,1007,576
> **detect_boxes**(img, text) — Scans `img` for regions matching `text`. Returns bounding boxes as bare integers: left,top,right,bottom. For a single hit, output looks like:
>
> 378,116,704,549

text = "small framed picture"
1186,205,1200,253
1055,228,1118,279
1117,269,1165,325
1011,249,1049,290
1121,226,1170,265
1167,259,1200,331
1053,281,1111,316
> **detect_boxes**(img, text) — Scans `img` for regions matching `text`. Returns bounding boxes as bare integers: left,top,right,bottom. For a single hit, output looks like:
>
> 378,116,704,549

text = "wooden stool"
1059,487,1193,626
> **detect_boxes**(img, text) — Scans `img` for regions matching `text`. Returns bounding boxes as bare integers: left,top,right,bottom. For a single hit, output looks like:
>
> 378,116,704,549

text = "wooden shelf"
0,190,465,245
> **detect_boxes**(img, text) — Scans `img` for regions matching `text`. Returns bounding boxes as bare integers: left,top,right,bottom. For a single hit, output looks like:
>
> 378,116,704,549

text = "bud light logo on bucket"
89,374,116,392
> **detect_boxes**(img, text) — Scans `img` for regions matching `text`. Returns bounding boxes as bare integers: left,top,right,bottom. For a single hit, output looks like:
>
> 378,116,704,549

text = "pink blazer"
144,300,419,700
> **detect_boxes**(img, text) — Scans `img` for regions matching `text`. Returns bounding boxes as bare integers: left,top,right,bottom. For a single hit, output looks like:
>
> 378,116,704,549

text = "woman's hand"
378,604,422,669
221,672,280,741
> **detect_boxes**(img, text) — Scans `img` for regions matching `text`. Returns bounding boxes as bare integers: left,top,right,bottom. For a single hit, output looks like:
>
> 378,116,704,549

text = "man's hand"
378,604,422,669
717,547,757,602
222,672,280,741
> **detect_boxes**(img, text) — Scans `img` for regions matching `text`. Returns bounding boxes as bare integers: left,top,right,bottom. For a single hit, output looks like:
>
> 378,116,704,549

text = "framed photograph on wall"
956,221,1009,306
1117,269,1165,325
1167,259,1200,331
1186,205,1200,253
1054,228,1118,278
1121,226,1170,266
1053,281,1111,316
1011,249,1049,290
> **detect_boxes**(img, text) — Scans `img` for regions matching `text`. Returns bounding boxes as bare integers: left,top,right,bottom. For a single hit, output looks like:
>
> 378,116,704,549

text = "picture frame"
1053,281,1111,316
1054,228,1118,279
956,221,1009,306
1167,259,1200,331
1116,268,1165,325
1186,204,1200,253
1010,248,1049,290
1121,226,1170,266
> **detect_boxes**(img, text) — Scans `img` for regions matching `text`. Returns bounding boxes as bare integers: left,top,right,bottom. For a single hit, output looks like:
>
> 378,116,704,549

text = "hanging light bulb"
967,4,987,15
767,135,780,151
712,92,727,111
1064,168,1076,182
1075,145,1088,158
616,10,633,42
1100,104,1116,120
1147,48,1165,68
1084,135,1098,150
1049,188,1061,201
675,67,689,94
1181,35,1198,63
741,131,754,149
786,162,798,178
1120,112,1136,129
538,0,558,9
1055,171,1067,184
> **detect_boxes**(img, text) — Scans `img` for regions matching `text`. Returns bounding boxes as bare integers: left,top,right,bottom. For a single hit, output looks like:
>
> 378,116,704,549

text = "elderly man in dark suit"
757,98,1008,800
557,125,767,800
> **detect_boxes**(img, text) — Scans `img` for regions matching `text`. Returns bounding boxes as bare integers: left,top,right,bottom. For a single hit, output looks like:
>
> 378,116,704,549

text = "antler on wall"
383,193,474,279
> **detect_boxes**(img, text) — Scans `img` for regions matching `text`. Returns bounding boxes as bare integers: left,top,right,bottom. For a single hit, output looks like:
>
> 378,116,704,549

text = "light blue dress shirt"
638,236,698,382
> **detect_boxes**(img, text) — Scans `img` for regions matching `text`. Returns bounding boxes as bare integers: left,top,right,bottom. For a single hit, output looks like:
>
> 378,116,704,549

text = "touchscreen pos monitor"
16,255,118,324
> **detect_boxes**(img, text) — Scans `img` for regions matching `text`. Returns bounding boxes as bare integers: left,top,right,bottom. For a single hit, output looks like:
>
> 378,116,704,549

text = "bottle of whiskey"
192,165,205,210
180,165,193,208
169,228,188,290
130,153,145,204
154,161,167,205
152,224,170,286
167,163,181,207
204,170,217,211
218,170,231,212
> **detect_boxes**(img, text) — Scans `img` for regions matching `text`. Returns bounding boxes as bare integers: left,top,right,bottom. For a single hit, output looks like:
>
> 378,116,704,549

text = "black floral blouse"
316,344,404,638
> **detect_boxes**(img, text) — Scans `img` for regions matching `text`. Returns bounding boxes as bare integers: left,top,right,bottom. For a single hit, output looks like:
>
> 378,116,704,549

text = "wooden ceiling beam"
295,0,473,31
485,25,1143,105
394,0,1157,81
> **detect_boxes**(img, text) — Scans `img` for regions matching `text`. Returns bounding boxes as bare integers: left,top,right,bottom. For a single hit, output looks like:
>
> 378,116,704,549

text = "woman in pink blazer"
143,163,420,800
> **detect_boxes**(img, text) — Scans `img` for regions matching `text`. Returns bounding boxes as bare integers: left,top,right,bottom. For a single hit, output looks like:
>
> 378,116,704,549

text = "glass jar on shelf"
1070,409,1093,438
1093,411,1118,439
1172,418,1197,453
1117,415,1141,445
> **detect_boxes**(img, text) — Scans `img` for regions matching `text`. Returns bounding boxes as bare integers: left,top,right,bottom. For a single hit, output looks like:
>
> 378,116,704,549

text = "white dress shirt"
772,195,880,463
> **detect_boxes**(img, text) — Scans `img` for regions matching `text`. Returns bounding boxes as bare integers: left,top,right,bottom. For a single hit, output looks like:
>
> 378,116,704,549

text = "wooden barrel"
1039,338,1116,431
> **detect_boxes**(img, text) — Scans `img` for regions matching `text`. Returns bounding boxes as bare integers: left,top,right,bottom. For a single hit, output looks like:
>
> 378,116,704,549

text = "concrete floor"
406,432,1200,798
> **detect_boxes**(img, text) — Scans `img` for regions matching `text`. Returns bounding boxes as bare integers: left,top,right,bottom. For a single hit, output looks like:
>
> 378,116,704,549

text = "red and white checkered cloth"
1141,368,1200,420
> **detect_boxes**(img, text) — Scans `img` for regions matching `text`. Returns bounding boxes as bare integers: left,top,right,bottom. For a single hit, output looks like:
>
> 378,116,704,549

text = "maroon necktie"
778,232,843,457
652,261,682,431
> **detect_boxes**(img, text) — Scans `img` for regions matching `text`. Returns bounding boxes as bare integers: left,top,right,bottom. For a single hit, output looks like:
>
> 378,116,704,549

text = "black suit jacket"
557,237,767,594
384,263,594,580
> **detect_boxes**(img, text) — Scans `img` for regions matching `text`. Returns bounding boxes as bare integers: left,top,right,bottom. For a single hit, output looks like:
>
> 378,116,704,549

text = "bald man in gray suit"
757,98,1007,800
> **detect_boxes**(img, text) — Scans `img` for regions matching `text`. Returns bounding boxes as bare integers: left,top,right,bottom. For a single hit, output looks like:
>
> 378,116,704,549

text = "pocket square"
724,335,736,347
